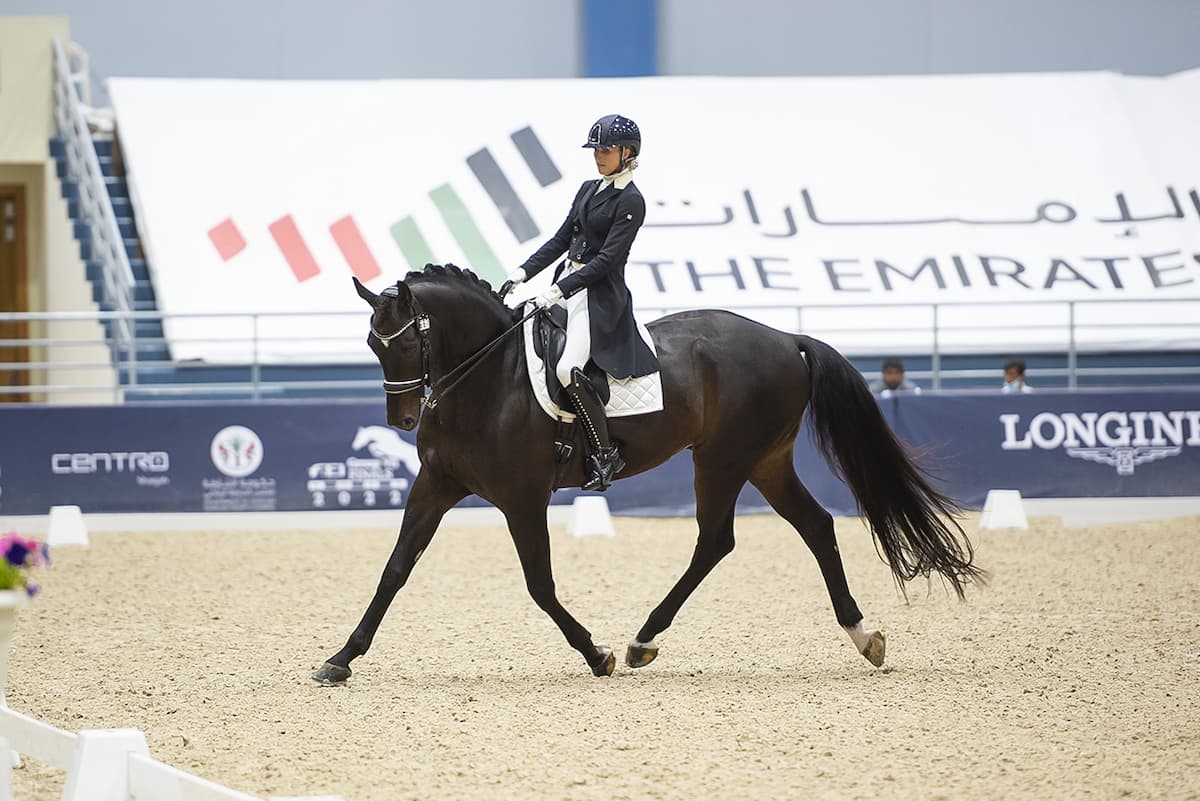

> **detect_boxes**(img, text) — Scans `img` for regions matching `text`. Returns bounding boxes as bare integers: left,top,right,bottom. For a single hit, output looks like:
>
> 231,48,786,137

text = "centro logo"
210,425,264,478
1000,410,1200,475
51,452,170,474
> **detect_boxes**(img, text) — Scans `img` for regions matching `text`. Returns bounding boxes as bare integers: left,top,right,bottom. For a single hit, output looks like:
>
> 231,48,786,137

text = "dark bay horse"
313,264,984,683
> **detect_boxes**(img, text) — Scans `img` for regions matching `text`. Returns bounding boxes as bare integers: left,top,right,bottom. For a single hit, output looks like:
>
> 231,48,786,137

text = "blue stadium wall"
1,389,1196,517
2,0,1198,108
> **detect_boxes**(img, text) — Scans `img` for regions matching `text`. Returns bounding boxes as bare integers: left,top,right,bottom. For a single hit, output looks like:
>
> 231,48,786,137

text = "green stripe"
389,216,435,269
428,183,505,285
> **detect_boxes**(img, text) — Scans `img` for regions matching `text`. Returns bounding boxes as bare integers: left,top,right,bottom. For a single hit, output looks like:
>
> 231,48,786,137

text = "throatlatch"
567,367,625,492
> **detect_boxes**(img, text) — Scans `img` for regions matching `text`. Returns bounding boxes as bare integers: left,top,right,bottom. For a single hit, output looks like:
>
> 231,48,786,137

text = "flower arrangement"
0,532,49,597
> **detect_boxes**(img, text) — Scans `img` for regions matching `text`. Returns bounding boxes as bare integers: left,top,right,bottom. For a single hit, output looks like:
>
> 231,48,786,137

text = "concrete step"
104,176,128,200
87,259,151,283
93,280,156,304
99,298,158,312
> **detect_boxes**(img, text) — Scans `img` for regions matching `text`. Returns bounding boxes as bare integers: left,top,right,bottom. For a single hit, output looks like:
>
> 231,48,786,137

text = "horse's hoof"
625,640,659,668
589,645,615,677
312,661,352,685
860,630,886,668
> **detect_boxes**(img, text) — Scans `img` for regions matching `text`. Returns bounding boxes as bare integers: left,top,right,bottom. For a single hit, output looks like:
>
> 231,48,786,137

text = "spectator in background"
869,357,921,397
1002,358,1033,393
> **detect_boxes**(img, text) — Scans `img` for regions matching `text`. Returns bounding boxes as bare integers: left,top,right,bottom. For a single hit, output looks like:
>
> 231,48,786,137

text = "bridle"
370,285,539,410
372,290,432,398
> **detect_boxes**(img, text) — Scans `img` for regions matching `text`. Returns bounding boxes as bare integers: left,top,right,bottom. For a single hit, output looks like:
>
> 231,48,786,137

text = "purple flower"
5,541,28,568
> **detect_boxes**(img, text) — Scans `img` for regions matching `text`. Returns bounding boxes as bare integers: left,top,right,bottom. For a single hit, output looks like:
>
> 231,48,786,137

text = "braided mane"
404,263,519,321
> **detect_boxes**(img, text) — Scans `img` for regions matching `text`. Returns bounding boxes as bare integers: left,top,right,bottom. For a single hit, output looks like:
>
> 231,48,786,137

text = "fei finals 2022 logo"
1000,409,1200,475
206,126,561,290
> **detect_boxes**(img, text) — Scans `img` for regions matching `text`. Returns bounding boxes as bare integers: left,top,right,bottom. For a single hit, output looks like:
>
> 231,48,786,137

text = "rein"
373,294,539,410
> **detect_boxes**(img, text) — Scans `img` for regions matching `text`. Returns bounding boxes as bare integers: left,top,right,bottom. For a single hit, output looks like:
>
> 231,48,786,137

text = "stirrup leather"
567,367,624,492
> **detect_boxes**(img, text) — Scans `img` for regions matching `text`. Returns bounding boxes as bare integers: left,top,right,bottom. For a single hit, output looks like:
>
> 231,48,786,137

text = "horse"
313,264,984,682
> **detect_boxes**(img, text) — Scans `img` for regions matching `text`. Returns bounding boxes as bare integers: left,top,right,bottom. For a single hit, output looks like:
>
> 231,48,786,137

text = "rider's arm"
556,188,645,298
519,181,591,280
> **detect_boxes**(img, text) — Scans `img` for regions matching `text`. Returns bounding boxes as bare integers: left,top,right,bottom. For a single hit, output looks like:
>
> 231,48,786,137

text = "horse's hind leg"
626,455,746,668
749,450,886,668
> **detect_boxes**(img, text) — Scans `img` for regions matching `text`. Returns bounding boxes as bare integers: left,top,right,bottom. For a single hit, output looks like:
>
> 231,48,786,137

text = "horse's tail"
795,335,987,598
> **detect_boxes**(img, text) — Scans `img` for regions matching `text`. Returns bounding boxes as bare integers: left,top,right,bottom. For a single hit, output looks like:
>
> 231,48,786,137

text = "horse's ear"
353,276,381,308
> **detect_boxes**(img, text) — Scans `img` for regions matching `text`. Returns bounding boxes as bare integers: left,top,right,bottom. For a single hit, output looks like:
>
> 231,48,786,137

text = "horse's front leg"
313,469,466,685
503,500,615,677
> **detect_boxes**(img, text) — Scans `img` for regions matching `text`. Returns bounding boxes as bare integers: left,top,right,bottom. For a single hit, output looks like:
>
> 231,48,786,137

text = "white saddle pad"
522,312,664,422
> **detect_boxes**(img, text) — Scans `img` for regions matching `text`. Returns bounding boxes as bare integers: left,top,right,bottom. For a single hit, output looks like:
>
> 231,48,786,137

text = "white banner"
108,72,1200,363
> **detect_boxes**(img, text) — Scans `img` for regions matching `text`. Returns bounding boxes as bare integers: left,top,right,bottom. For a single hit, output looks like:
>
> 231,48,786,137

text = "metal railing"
640,296,1200,390
2,297,1198,404
50,38,136,344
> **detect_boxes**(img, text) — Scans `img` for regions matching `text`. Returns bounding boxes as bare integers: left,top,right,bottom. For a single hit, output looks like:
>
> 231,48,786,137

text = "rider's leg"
567,367,625,492
555,289,623,492
555,287,590,388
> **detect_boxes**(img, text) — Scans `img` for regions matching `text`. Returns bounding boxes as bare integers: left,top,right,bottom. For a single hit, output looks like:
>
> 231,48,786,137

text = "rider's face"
593,145,624,176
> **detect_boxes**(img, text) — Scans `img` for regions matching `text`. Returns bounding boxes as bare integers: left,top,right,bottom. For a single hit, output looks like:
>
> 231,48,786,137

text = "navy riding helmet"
582,114,640,156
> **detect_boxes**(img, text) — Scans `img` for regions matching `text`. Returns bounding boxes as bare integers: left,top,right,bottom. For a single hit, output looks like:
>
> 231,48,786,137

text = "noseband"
372,291,431,396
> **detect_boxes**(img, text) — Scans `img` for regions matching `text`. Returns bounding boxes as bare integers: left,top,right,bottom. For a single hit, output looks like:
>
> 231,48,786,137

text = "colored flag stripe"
268,214,320,282
511,126,562,187
330,215,383,283
208,218,246,261
389,216,436,270
466,147,540,244
428,184,505,285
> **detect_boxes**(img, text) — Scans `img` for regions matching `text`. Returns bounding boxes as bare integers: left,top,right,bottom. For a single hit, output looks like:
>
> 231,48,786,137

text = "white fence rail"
0,704,343,801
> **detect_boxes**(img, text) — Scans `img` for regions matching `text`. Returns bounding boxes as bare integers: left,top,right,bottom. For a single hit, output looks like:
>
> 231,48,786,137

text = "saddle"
532,306,611,409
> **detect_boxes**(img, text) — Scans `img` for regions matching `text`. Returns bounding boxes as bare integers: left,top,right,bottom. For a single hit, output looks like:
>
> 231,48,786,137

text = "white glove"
534,284,564,309
499,268,526,299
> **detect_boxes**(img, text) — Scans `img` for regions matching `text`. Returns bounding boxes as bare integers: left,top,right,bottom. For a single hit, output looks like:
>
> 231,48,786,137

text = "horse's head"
356,265,519,430
354,277,428,430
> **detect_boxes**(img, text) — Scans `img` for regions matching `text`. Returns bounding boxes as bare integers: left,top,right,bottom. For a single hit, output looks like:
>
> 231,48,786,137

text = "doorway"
0,186,28,403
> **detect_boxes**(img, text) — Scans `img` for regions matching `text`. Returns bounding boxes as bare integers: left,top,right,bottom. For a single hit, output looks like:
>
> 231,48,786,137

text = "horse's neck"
420,287,513,365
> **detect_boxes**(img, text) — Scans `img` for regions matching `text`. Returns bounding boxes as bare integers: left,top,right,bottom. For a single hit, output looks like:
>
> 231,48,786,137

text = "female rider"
501,114,659,492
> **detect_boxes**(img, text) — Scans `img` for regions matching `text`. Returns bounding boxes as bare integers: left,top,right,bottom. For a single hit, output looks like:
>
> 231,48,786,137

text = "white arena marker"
567,496,615,538
46,505,89,548
62,728,149,801
979,489,1029,530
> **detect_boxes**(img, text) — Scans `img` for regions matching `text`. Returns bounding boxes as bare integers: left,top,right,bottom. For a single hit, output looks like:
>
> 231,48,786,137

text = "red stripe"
329,215,383,283
208,218,246,261
268,215,320,282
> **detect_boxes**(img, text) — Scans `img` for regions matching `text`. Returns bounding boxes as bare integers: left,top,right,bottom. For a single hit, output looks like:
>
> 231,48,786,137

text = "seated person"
869,358,921,398
1001,358,1033,393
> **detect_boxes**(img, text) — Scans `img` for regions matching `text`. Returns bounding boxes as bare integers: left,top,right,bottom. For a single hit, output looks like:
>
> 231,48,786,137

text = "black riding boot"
567,367,625,492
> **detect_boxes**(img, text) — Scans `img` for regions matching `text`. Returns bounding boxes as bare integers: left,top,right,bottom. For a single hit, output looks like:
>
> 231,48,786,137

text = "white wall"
0,16,66,161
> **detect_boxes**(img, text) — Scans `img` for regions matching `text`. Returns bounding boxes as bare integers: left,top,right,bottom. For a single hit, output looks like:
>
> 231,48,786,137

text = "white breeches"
557,285,591,388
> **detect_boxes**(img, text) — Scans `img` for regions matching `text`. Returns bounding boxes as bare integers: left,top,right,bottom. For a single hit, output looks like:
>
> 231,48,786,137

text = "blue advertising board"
0,389,1196,518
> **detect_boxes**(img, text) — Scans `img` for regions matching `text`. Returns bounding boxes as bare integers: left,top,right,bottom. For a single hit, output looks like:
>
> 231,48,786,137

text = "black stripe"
466,148,540,244
511,126,562,188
